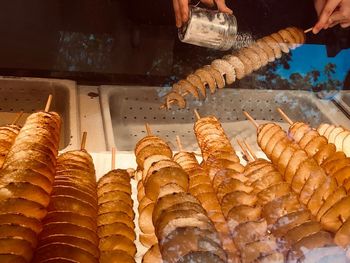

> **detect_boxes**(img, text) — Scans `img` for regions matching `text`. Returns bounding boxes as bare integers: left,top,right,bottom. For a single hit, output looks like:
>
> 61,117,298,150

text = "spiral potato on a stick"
0,124,21,168
33,145,99,263
0,110,61,262
277,109,350,191
193,114,279,262
135,128,227,262
238,142,346,262
161,27,305,109
173,145,237,261
245,112,350,248
97,169,136,263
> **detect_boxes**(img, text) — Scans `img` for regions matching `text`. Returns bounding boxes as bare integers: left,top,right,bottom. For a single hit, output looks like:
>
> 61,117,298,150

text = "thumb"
328,10,346,24
215,0,233,14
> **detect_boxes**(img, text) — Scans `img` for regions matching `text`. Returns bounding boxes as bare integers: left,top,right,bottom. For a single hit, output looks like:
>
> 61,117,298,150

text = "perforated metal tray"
0,76,79,150
100,86,350,152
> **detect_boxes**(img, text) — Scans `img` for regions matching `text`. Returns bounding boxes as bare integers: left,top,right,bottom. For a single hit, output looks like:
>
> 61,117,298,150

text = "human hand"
172,0,233,28
313,0,350,34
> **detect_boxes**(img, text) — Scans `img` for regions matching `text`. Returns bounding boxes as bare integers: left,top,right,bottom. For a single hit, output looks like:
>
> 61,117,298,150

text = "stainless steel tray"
100,86,350,152
0,76,79,150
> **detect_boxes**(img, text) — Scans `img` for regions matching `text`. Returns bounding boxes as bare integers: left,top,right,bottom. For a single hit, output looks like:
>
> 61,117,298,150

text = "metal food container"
178,6,237,51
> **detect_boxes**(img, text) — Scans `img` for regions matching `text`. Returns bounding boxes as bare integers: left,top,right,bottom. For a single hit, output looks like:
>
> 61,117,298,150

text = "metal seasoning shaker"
178,6,238,51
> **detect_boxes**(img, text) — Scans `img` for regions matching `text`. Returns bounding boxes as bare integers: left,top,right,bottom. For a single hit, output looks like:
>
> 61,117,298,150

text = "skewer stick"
145,123,152,136
194,109,201,120
243,111,259,129
277,108,294,125
304,27,313,34
243,140,257,161
44,94,53,112
81,132,87,150
236,139,253,162
12,111,24,125
111,147,116,170
176,135,184,152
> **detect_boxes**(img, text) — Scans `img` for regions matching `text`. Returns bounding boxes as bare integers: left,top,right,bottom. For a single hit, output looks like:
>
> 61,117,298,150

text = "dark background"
0,0,349,85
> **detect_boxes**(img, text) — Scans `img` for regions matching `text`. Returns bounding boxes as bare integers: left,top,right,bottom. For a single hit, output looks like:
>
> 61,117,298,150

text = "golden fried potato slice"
98,190,132,207
316,187,347,221
0,254,27,263
265,130,286,157
136,144,172,169
321,196,350,232
233,219,268,250
285,221,322,245
48,195,96,218
304,136,328,159
277,144,299,176
0,198,47,220
155,210,214,240
216,178,253,203
241,237,278,263
144,167,188,201
317,123,330,136
203,65,225,89
291,159,318,194
98,201,134,219
236,52,254,75
226,205,262,231
143,244,162,263
0,224,37,248
324,124,336,138
97,211,134,230
287,231,334,262
270,32,289,53
0,213,42,234
139,202,155,234
329,127,345,144
299,166,327,205
262,193,301,225
262,36,282,59
0,181,50,207
160,227,225,263
187,74,206,98
343,133,350,157
97,222,135,242
284,150,308,183
334,130,350,151
334,217,350,248
173,79,199,99
52,186,97,207
323,157,350,176
307,176,337,216
299,130,319,149
98,182,131,197
100,250,135,263
271,210,311,237
259,125,282,152
256,39,275,62
257,182,291,206
334,166,350,185
221,191,257,217
211,59,236,85
223,55,246,79
240,47,261,71
292,123,311,144
0,238,33,262
251,172,283,194
271,137,290,164
139,233,157,248
99,234,136,258
43,211,96,232
194,68,216,94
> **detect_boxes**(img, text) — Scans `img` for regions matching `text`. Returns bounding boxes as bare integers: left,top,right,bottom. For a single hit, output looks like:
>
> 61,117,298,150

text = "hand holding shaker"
178,6,238,51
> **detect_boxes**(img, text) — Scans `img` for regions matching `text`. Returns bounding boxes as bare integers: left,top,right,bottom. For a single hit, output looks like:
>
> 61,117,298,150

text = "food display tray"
0,76,79,150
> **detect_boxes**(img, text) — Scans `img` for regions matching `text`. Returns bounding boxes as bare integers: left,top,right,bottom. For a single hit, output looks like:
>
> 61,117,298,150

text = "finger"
313,0,342,33
314,0,327,16
201,0,215,7
173,0,182,27
178,0,190,24
215,0,233,14
340,21,350,28
328,10,346,23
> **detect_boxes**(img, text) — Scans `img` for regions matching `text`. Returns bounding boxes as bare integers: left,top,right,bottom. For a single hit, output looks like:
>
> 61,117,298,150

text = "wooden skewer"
243,140,257,161
12,111,24,125
236,139,253,162
304,27,313,34
145,123,152,136
194,109,201,120
111,147,116,170
277,108,294,125
44,94,53,112
81,132,87,150
176,135,184,152
243,111,259,129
